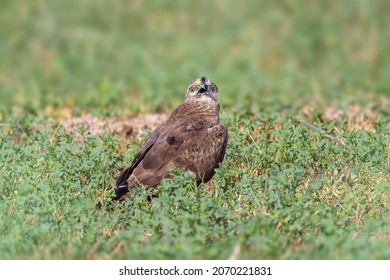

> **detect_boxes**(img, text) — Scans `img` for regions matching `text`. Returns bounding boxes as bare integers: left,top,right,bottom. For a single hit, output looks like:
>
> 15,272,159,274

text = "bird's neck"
170,99,220,123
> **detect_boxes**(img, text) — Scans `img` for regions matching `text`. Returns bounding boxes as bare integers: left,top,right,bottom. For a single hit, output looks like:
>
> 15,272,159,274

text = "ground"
39,113,167,142
0,0,389,259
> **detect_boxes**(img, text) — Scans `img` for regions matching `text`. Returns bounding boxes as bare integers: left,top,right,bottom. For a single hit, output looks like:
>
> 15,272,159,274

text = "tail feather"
113,182,130,201
96,182,130,211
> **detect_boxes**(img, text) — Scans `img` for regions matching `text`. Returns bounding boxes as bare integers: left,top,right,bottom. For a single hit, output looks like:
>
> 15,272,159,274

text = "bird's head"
185,76,219,103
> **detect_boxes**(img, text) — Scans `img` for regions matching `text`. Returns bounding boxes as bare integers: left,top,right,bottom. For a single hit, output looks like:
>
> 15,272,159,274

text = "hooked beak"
198,83,208,93
195,79,208,94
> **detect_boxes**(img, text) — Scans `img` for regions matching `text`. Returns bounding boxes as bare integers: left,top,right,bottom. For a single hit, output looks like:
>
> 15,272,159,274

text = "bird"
113,76,228,201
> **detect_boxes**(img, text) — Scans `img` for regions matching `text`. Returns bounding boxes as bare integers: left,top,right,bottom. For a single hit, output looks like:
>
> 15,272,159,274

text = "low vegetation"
0,0,389,259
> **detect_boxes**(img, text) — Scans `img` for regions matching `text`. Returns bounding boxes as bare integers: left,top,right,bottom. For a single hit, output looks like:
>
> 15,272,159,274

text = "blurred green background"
0,0,388,117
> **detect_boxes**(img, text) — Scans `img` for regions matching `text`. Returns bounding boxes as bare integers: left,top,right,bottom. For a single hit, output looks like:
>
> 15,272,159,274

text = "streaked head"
185,76,219,103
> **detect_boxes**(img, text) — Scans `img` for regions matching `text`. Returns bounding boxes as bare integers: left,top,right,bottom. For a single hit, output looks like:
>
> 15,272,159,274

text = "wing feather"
115,126,161,187
114,110,227,201
127,122,227,189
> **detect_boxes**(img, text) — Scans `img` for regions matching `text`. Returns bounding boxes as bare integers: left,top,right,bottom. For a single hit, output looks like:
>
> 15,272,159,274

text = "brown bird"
113,76,228,201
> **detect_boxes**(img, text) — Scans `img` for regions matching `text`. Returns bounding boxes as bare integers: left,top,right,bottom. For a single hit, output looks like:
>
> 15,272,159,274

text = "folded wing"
113,119,227,201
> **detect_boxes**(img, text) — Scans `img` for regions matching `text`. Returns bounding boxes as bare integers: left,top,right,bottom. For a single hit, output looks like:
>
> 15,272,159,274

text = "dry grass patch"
41,113,168,142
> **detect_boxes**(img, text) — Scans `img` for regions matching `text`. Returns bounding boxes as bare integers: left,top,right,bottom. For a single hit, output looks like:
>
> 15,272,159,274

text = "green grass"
0,0,389,259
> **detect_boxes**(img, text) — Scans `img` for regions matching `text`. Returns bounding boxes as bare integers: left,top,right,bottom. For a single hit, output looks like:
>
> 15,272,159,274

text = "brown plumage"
113,76,228,201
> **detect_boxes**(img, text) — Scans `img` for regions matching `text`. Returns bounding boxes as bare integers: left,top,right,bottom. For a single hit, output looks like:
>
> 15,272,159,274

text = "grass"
0,0,389,259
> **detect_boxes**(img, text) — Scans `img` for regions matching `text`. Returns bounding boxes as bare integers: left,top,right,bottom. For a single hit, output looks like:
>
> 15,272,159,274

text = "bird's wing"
115,125,162,188
129,120,227,187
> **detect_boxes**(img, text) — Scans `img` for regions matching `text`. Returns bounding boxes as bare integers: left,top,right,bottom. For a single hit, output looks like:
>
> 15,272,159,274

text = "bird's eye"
203,77,208,83
189,87,195,93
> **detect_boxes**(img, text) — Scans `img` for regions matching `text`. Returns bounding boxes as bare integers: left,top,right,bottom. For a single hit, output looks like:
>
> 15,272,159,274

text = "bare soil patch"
36,104,382,144
302,104,381,132
48,113,168,142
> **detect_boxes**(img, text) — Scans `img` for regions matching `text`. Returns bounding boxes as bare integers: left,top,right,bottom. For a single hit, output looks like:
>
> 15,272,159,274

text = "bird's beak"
195,79,208,93
199,83,207,91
